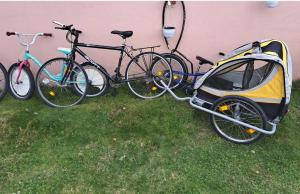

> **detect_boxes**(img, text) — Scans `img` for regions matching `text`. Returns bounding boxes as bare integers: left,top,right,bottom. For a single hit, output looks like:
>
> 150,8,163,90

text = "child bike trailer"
161,39,292,144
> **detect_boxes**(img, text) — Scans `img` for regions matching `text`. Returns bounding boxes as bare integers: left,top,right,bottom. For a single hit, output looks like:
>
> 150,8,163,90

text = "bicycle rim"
9,66,31,97
36,58,88,107
126,52,172,99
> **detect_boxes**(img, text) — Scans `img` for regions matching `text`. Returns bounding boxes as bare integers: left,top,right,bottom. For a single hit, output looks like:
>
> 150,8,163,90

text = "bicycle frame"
73,43,128,80
71,41,158,83
172,70,206,86
15,52,44,83
54,22,162,87
18,52,81,85
19,52,68,83
9,32,69,83
168,49,210,88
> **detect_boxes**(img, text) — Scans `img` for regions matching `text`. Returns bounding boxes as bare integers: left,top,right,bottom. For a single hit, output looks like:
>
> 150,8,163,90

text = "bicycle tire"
0,63,8,100
210,95,267,144
8,63,35,100
161,53,188,89
79,62,109,97
125,51,173,99
36,57,88,108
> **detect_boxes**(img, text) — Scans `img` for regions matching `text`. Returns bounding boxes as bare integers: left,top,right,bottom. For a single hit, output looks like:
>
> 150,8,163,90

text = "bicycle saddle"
111,30,133,39
196,56,214,65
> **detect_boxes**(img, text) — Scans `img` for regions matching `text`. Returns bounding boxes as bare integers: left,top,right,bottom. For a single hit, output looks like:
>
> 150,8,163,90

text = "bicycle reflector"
151,86,158,91
49,91,56,97
219,105,230,112
156,71,163,76
173,75,179,80
246,128,256,134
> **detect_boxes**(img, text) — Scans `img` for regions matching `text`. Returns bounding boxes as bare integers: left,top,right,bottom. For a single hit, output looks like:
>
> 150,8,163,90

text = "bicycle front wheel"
8,63,35,100
36,58,88,108
125,52,172,99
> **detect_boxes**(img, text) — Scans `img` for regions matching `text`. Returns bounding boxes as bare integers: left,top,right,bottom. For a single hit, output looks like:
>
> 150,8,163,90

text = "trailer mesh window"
204,60,274,91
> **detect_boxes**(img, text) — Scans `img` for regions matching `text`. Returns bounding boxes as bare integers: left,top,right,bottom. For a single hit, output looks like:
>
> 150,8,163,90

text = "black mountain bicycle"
37,21,173,103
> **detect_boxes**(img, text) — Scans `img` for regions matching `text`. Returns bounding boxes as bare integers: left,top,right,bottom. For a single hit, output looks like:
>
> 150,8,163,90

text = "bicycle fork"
60,61,73,85
16,60,30,84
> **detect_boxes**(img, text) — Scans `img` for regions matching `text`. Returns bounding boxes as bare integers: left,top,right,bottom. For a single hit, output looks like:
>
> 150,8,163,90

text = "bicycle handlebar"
53,21,82,44
55,25,81,34
43,33,52,37
6,32,52,48
6,32,16,36
6,32,52,37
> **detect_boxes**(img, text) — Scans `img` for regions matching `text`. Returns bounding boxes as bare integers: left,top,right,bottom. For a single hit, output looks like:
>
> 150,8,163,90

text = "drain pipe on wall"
162,1,186,52
161,1,196,73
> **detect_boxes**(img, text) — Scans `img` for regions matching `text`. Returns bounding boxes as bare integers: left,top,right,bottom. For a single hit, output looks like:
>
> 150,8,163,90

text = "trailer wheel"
210,96,267,144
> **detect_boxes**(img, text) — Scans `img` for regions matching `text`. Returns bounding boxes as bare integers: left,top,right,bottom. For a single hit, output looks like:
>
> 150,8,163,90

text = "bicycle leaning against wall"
37,21,173,100
6,32,52,100
7,31,89,107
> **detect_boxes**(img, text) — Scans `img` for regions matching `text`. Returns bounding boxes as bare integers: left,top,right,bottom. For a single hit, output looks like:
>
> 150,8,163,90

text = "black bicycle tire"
0,63,8,100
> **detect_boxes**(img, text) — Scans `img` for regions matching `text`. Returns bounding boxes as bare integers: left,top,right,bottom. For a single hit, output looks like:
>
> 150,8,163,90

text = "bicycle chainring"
109,74,122,88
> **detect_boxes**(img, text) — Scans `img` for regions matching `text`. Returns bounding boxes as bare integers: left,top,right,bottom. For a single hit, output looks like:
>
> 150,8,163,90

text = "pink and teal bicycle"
6,32,89,107
7,32,52,99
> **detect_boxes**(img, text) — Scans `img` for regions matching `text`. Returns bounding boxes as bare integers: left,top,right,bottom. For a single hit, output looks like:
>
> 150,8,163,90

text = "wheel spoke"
212,97,264,143
126,52,171,99
36,58,88,107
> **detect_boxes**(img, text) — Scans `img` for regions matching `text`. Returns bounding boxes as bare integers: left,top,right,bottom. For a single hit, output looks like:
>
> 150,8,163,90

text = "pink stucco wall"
0,1,299,79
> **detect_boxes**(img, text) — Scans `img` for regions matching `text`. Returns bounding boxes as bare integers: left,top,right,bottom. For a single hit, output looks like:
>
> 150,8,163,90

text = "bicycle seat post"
122,38,127,46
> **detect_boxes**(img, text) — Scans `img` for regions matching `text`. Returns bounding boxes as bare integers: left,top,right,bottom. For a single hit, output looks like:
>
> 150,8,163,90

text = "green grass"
1,81,300,193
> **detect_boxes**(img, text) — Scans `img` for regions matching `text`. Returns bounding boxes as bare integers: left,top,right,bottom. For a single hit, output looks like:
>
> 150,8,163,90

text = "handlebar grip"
43,33,52,37
71,29,82,35
6,32,16,36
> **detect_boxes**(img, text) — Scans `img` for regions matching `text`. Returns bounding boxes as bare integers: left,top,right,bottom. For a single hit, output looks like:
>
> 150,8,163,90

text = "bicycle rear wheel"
161,53,188,89
125,52,172,99
0,63,8,100
36,58,88,108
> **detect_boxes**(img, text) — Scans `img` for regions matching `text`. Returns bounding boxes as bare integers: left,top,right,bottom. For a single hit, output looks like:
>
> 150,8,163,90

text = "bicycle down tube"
73,43,148,82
